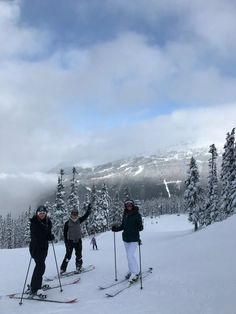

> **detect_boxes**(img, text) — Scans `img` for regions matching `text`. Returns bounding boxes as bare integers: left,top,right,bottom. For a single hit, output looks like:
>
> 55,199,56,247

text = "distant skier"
112,200,143,283
60,204,91,274
29,205,54,296
90,235,98,250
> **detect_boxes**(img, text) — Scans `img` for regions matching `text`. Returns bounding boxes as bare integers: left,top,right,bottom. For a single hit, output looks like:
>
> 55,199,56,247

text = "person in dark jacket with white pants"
112,200,143,282
60,204,91,274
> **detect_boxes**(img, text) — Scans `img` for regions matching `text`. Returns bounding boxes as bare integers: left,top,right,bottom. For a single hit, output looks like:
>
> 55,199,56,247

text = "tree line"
185,127,236,230
0,127,235,248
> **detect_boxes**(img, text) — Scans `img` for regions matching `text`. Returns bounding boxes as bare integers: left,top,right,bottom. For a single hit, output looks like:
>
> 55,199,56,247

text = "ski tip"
67,298,78,303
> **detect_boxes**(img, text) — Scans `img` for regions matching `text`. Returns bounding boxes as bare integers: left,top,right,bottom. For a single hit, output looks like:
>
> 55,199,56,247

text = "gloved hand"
48,234,55,241
87,203,92,212
111,225,117,232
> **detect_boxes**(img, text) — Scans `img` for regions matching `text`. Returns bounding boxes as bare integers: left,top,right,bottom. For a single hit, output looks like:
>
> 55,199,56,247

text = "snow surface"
1,214,236,314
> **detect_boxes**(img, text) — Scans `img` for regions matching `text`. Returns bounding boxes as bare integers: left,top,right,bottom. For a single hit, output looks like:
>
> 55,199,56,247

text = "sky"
1,214,236,314
0,0,236,213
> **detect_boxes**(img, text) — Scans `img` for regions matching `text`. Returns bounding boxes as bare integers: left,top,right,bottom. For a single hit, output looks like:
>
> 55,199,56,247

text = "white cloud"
0,1,49,59
0,0,236,215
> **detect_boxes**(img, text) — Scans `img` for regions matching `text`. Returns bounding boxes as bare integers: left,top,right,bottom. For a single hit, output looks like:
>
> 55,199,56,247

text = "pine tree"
0,215,3,248
228,128,236,215
53,169,67,241
109,191,123,226
184,157,204,231
24,206,32,244
86,184,99,234
5,213,13,248
98,183,110,230
220,129,235,219
123,185,132,201
68,167,80,213
83,192,91,236
204,144,219,225
88,184,107,233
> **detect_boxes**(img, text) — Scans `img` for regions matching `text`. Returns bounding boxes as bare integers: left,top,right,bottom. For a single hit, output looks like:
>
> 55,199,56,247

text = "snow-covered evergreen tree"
220,128,235,219
228,128,236,215
5,213,13,248
0,215,3,248
68,167,80,213
204,144,219,225
88,183,107,234
24,205,32,244
98,183,110,229
109,191,123,226
53,169,68,241
85,184,98,234
123,185,132,201
184,157,204,231
82,192,91,236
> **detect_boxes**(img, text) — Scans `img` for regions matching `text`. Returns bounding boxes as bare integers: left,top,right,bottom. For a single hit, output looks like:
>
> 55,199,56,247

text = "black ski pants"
30,250,47,293
92,243,98,250
60,239,82,271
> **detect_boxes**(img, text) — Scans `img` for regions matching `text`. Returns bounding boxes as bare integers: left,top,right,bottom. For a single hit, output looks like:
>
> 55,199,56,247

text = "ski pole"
19,256,32,305
138,239,143,289
51,241,63,292
113,232,118,281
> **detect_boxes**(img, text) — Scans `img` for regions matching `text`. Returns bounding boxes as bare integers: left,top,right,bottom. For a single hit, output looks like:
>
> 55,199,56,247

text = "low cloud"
0,172,57,216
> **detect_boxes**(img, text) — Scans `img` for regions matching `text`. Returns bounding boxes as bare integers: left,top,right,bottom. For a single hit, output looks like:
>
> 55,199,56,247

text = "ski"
99,267,153,290
98,278,127,290
2,278,80,300
105,267,153,297
44,265,95,282
9,295,77,304
42,277,80,290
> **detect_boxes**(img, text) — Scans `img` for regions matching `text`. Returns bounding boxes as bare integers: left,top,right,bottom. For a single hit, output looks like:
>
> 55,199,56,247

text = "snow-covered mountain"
51,147,215,182
46,147,219,202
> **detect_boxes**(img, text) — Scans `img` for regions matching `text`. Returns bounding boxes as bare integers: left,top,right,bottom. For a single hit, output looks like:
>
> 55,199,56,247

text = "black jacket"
112,206,143,242
29,215,53,258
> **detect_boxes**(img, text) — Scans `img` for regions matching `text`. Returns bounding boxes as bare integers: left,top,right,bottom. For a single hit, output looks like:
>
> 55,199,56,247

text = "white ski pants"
124,241,139,274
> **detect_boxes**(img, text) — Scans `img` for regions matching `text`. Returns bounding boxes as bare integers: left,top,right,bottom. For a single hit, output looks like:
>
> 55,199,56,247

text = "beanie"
36,205,48,214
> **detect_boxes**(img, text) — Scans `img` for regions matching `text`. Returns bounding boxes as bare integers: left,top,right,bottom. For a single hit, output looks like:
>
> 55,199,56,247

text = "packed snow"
0,214,235,314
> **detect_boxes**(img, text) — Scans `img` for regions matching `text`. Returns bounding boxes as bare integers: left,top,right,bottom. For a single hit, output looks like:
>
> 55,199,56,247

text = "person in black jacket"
29,205,54,295
60,203,91,274
112,200,143,282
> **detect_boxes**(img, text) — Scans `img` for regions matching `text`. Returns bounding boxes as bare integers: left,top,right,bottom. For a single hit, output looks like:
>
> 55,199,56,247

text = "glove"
111,226,117,232
48,234,55,241
87,203,92,212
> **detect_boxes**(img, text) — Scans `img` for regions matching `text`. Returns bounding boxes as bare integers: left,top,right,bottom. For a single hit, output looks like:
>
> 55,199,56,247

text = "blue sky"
0,0,236,174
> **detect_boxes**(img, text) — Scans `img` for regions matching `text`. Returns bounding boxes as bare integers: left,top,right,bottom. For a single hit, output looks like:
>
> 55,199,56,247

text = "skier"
29,205,54,296
60,203,91,274
112,200,143,283
90,235,98,250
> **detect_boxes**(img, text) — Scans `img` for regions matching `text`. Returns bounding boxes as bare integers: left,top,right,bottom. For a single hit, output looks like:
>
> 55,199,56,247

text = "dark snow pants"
30,251,47,293
60,239,82,271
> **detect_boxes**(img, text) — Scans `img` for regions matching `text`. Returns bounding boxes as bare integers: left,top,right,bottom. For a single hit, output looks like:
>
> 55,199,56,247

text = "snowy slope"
0,214,235,314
